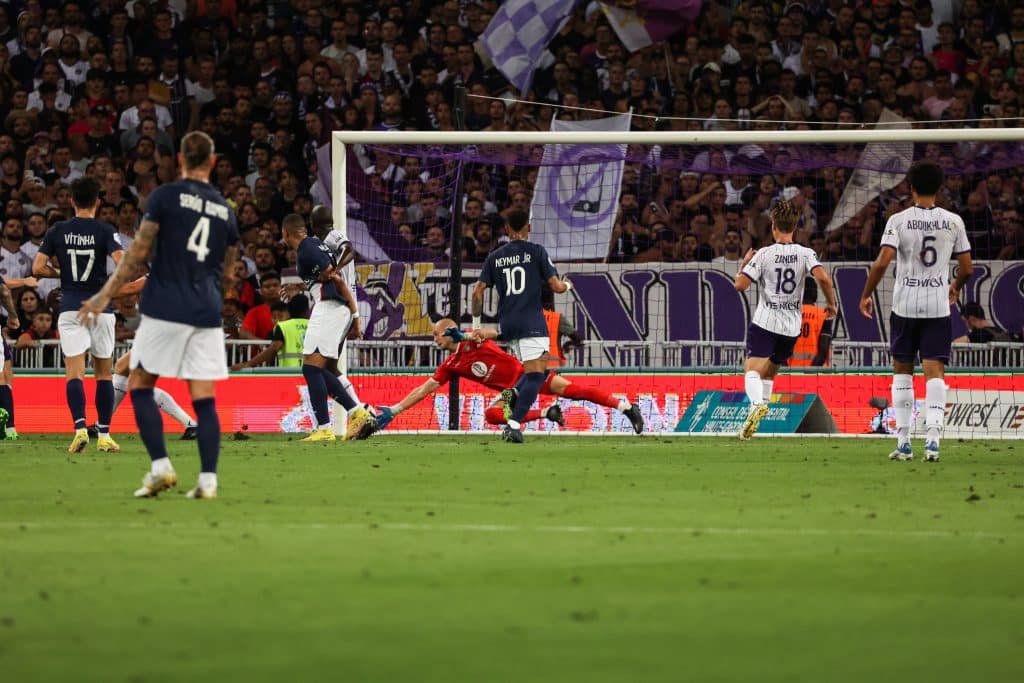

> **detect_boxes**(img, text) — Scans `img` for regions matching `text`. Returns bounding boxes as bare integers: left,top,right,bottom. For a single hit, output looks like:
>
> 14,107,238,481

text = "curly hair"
769,199,800,233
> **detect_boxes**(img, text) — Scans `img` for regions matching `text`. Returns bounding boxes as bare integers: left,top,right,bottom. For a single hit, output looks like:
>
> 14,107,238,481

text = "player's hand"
349,317,362,339
230,361,248,372
6,314,18,330
318,265,336,282
948,285,960,306
470,329,486,343
859,296,874,319
824,303,837,320
375,406,395,429
740,248,756,266
21,277,38,289
77,294,109,325
443,327,465,342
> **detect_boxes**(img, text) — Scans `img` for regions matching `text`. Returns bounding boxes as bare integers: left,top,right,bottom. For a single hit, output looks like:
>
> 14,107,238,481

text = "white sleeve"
742,249,761,282
952,215,971,254
880,215,899,250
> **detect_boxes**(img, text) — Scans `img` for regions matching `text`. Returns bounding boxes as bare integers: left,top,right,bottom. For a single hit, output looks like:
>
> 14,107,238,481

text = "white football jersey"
880,206,970,319
742,242,822,337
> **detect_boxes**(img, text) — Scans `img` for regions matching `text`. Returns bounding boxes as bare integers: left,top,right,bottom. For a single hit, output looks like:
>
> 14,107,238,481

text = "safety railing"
7,338,1022,372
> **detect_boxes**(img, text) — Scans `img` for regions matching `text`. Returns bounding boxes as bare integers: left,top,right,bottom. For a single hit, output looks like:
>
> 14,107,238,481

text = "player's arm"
949,251,973,306
376,378,443,428
471,281,487,329
0,281,18,330
734,248,758,291
31,252,59,279
811,265,838,319
812,318,834,366
330,271,361,338
472,327,500,342
222,244,240,293
232,340,284,371
859,246,895,319
80,219,158,320
547,275,571,294
1,276,38,289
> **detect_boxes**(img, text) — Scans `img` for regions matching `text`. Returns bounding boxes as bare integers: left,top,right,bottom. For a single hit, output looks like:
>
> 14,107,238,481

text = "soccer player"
33,177,125,453
472,208,573,443
90,351,198,439
734,199,837,440
308,204,374,438
373,318,644,433
860,160,972,462
280,213,365,441
79,131,239,499
0,277,20,439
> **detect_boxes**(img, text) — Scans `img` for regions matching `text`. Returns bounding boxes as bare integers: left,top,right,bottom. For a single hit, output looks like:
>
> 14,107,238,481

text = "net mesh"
337,127,1024,438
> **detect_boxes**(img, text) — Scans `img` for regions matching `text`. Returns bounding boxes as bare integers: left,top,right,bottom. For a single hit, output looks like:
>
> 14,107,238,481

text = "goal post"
331,126,1024,439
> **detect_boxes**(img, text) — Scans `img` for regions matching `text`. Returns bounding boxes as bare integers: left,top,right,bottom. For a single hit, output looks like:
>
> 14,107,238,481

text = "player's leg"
484,396,549,426
920,316,952,462
186,378,220,498
58,311,93,451
547,374,641,433
502,338,550,443
109,350,197,437
739,324,778,440
178,325,231,498
128,317,185,497
324,350,374,441
301,350,336,440
889,313,917,461
92,313,119,452
0,342,15,439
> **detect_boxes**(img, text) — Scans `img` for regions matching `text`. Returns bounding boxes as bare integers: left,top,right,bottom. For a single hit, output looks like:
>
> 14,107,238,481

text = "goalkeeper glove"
443,327,465,342
375,406,395,429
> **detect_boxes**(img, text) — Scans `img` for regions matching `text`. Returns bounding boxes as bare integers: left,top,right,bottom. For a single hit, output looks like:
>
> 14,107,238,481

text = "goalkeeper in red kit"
372,318,645,433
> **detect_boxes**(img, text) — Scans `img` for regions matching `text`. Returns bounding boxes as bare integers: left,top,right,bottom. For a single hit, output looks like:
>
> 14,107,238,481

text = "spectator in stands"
240,271,282,340
956,302,1017,343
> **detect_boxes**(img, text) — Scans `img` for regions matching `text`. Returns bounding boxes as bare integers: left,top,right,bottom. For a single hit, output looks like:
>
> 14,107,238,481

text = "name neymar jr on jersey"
179,193,230,220
494,252,532,268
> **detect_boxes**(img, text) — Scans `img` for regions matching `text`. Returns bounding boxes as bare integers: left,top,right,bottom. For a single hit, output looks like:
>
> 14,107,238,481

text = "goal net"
329,123,1024,439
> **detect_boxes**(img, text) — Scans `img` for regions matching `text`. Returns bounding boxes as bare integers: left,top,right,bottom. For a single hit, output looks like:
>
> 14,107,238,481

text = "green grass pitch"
1,434,1023,683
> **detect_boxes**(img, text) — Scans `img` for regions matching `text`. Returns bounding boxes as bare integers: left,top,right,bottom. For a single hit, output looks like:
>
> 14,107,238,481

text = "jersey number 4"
502,266,526,295
67,249,95,282
187,217,211,262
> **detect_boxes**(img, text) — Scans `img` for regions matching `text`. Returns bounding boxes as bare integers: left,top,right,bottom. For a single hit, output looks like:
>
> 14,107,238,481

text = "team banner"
354,260,1024,345
530,112,632,261
8,374,1023,438
825,108,913,233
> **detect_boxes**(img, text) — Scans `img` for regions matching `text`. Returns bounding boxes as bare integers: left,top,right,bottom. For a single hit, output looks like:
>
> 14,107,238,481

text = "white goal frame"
332,128,1024,438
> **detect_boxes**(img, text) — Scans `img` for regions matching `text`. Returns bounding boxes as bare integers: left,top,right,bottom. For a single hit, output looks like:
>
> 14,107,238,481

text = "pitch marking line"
0,521,1016,541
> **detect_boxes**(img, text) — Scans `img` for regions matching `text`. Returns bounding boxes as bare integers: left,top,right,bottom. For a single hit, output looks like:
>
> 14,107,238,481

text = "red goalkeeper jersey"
432,340,524,391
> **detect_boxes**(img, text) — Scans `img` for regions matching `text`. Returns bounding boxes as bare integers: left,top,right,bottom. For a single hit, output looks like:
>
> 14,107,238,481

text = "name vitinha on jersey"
63,233,96,246
179,193,229,220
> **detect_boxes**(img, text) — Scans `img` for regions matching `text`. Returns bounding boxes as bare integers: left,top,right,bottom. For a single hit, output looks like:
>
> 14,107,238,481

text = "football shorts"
130,315,228,380
58,311,116,359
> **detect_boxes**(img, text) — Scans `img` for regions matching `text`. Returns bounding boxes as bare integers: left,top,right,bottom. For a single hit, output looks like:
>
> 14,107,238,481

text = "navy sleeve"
38,226,56,256
538,245,558,281
479,253,494,286
105,224,122,254
226,206,240,244
142,186,165,224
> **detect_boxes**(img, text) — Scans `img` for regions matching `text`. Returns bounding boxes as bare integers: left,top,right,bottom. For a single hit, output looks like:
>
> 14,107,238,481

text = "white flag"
530,112,632,261
826,109,913,233
479,0,578,94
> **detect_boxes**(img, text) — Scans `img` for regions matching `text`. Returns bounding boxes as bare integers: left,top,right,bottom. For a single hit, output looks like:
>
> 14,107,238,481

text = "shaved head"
433,318,456,335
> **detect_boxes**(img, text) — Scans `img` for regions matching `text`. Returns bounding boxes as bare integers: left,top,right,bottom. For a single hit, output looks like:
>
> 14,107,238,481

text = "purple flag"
601,0,701,52
479,0,579,94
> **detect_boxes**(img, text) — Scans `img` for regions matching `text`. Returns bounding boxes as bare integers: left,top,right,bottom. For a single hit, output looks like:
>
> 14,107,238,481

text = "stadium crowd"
0,0,1022,354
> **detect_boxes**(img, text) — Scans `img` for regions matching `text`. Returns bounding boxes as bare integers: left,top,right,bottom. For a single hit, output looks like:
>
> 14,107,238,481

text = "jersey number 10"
502,266,526,295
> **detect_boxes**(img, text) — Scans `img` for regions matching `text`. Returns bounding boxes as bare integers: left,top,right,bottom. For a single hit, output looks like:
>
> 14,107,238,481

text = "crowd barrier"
9,371,1023,438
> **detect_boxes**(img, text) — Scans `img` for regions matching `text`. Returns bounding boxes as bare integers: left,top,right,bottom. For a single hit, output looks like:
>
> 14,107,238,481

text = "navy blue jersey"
479,240,558,340
139,180,239,327
39,217,123,313
297,236,346,303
